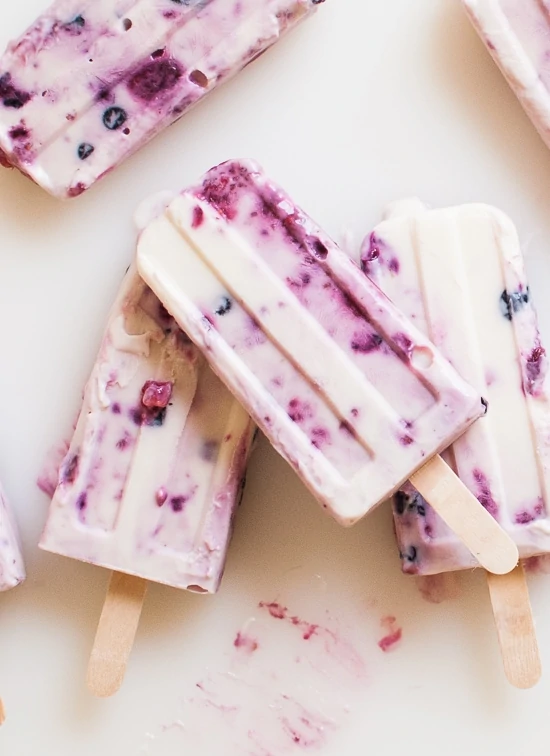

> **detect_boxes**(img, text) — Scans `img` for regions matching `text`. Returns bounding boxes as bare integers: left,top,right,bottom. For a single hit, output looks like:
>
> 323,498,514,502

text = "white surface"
2,0,550,753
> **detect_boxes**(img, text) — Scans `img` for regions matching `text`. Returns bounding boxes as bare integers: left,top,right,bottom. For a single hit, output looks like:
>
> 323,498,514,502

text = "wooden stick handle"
0,698,5,726
87,572,148,698
487,564,541,689
410,455,518,575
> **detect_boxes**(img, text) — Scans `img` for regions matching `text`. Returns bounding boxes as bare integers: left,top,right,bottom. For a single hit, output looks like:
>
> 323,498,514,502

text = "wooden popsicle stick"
87,571,148,698
411,455,518,575
487,564,541,689
0,698,5,726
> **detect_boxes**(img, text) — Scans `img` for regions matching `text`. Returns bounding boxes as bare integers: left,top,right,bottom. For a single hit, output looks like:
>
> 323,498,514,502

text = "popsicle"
0,482,25,593
136,158,518,574
0,482,25,724
462,0,550,151
362,199,546,688
0,0,324,199
40,263,255,696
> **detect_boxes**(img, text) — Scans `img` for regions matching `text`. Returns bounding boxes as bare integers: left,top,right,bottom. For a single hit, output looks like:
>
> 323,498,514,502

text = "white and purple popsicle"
0,483,25,592
363,200,550,576
462,0,550,151
40,267,255,593
0,0,324,198
136,160,498,538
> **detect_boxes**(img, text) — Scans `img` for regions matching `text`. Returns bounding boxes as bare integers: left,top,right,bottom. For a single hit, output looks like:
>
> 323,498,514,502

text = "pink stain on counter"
258,601,319,640
234,632,259,654
378,616,403,653
140,596,369,754
523,554,550,575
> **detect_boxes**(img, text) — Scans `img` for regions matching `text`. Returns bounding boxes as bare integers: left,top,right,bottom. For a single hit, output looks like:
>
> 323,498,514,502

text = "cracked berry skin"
399,545,418,563
215,296,232,316
102,106,127,130
394,490,426,517
500,287,529,320
77,143,94,160
394,491,408,516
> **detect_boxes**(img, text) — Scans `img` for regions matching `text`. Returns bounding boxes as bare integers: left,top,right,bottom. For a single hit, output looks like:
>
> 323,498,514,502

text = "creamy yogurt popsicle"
362,200,547,688
40,267,255,593
0,483,25,592
363,200,550,577
462,0,550,151
136,159,519,575
0,0,324,199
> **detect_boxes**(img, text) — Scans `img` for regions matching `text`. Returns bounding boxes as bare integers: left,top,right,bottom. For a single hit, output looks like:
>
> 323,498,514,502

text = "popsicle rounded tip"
487,567,542,690
133,191,175,232
382,197,428,221
86,665,125,699
479,540,519,576
506,660,542,690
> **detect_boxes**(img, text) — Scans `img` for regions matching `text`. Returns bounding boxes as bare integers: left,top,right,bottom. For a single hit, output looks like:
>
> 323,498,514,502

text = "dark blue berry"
102,106,127,130
500,287,529,321
150,407,167,427
76,492,87,511
394,490,426,516
0,73,30,109
215,296,232,316
481,397,489,414
399,546,417,563
63,15,86,35
77,142,94,160
351,332,383,353
130,405,167,426
394,491,407,516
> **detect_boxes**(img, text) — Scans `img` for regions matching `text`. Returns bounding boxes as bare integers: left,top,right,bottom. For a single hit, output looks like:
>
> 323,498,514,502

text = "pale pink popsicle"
0,0,324,198
0,483,25,592
463,0,550,151
40,267,255,592
363,200,550,575
136,160,489,530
